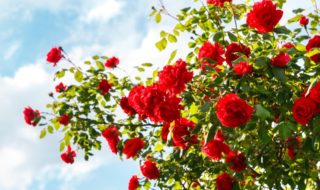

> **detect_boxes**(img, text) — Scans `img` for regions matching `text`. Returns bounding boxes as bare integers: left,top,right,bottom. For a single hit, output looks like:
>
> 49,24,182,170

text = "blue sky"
0,0,313,190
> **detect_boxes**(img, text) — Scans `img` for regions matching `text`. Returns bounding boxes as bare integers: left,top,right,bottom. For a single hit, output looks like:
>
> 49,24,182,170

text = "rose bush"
23,0,320,189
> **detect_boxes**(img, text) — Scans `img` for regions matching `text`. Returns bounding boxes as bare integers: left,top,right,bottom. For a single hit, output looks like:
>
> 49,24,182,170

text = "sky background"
0,0,314,190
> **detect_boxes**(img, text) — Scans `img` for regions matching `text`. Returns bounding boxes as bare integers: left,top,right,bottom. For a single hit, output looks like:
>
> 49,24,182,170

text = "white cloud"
82,0,123,23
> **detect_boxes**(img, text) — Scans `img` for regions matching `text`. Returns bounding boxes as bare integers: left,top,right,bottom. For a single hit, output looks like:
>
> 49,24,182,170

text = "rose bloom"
233,62,253,77
216,173,234,190
59,114,70,125
286,136,302,159
198,41,225,71
55,82,67,93
47,47,63,66
128,175,139,190
225,150,247,172
105,56,119,68
299,16,309,26
225,43,251,67
292,97,317,125
306,35,320,63
102,126,120,154
171,118,198,149
128,84,182,123
246,0,283,33
140,160,160,180
23,107,41,126
158,59,193,94
120,97,137,116
271,52,291,67
123,138,145,159
310,82,320,103
282,43,295,49
61,145,76,164
207,0,231,7
202,130,230,160
161,123,170,142
98,79,112,95
216,93,253,128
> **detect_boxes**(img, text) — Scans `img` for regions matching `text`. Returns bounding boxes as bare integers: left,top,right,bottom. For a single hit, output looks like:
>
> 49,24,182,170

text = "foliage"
24,0,320,189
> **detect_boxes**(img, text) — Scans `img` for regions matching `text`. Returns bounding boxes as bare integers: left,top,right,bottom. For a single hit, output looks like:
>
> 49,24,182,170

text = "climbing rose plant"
23,0,320,189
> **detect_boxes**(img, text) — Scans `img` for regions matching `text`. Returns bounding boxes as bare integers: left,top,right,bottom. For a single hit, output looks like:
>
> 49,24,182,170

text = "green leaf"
92,55,99,60
155,38,167,51
227,32,238,42
96,61,105,70
155,12,162,23
142,63,153,67
47,126,54,134
200,101,212,112
274,26,291,34
39,129,46,139
275,121,295,140
306,48,320,58
255,57,270,68
168,34,177,43
205,125,216,143
59,142,65,152
74,70,84,82
55,70,65,79
295,44,306,52
272,67,286,83
213,31,224,42
293,8,304,14
258,127,271,144
168,50,177,64
255,104,272,120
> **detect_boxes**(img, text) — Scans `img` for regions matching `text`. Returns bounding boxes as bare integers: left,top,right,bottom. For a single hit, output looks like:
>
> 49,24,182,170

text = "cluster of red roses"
23,0,320,189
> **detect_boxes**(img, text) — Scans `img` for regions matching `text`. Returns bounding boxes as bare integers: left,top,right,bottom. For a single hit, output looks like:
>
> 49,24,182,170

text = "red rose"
202,130,230,160
271,52,291,67
282,43,295,49
171,118,198,149
120,97,137,116
246,0,283,33
286,136,302,159
59,114,70,125
55,82,67,93
233,62,253,77
161,123,170,142
23,107,41,126
140,160,160,180
216,94,253,128
310,82,320,103
207,0,231,7
306,35,320,63
152,95,183,123
128,175,139,190
102,126,120,154
198,41,225,71
105,56,119,68
299,16,309,26
216,173,234,190
292,97,317,125
225,43,251,67
60,145,76,164
158,59,193,94
47,47,63,66
123,138,145,159
225,150,247,172
128,84,182,123
98,79,112,95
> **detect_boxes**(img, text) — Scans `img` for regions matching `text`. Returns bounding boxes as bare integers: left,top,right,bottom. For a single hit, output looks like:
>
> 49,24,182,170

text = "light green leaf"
39,129,46,139
74,70,83,82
